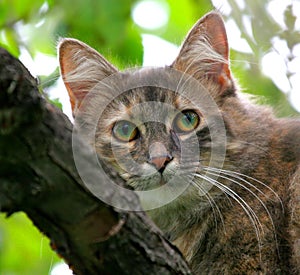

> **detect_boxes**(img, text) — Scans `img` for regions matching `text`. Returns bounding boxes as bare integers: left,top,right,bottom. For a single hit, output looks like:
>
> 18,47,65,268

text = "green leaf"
0,213,60,275
162,0,213,44
231,50,297,117
49,98,63,110
284,4,296,31
13,0,45,21
0,28,20,57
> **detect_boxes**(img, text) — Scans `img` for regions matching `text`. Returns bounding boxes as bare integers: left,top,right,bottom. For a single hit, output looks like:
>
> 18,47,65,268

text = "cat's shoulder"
275,117,300,155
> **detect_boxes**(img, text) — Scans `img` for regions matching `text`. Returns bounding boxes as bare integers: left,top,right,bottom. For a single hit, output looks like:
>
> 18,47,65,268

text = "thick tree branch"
0,48,191,274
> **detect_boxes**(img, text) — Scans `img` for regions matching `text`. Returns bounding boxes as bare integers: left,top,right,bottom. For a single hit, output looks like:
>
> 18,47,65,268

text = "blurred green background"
0,0,299,274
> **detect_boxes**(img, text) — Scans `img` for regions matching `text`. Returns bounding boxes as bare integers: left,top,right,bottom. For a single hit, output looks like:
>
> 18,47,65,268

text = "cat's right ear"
58,38,118,116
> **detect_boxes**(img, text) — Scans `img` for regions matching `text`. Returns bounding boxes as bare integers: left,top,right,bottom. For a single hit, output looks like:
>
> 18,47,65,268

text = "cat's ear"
58,38,118,116
171,11,234,95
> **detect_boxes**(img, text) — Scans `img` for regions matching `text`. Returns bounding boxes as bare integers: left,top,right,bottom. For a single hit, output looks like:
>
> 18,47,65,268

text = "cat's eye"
173,110,200,133
112,120,139,142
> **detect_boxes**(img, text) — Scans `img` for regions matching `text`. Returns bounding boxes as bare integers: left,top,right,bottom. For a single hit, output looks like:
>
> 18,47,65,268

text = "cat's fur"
58,11,300,274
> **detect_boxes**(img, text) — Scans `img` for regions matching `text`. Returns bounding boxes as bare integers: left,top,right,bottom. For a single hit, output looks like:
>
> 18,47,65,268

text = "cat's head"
58,12,238,208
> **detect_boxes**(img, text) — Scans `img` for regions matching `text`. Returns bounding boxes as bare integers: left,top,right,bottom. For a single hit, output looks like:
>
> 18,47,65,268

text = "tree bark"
0,47,191,274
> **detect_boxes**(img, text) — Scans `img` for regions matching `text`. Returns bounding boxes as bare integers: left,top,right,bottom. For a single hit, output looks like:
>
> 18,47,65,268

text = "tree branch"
0,47,191,274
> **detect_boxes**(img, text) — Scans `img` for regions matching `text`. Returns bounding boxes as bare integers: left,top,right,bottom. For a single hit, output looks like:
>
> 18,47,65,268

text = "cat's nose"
150,155,172,172
148,142,172,172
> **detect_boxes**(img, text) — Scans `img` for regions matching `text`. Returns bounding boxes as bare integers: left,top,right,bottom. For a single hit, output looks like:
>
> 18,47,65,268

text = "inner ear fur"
172,11,234,95
58,38,118,115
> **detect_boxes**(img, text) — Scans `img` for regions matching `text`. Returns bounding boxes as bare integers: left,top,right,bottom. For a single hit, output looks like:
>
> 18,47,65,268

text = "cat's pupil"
184,113,194,124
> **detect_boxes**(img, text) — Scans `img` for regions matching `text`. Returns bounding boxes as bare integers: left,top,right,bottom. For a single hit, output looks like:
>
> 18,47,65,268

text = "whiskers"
189,174,226,234
204,166,283,209
192,166,282,260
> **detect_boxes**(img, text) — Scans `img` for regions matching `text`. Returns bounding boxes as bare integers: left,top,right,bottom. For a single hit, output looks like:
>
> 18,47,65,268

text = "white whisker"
206,169,278,242
203,166,281,256
189,175,226,234
203,166,283,210
194,173,264,260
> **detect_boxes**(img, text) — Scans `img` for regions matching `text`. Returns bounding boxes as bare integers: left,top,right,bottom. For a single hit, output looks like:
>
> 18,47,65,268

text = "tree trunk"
0,47,191,274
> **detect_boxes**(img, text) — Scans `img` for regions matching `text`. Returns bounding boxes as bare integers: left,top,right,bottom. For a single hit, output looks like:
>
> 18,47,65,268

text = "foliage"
0,0,299,274
225,0,300,116
0,213,61,275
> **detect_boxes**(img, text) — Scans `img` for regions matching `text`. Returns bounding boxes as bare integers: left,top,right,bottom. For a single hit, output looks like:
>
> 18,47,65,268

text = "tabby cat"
58,11,300,274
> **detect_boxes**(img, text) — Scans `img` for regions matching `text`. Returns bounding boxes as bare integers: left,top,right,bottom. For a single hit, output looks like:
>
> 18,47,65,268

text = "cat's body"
58,12,300,274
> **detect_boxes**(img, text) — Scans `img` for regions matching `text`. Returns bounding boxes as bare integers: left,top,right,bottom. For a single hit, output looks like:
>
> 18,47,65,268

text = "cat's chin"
122,161,180,191
127,175,168,191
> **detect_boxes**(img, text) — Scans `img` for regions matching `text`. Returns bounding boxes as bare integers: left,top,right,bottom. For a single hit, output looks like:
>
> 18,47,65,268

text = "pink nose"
148,142,172,171
150,155,172,171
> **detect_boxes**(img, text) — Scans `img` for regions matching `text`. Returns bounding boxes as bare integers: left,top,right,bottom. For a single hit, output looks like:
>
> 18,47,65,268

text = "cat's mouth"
141,174,168,190
125,169,176,191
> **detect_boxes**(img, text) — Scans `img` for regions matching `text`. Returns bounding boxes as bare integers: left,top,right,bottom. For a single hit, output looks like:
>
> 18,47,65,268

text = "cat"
58,11,300,274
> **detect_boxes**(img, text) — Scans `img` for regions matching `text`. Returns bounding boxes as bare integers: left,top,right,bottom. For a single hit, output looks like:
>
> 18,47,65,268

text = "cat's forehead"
109,87,192,109
96,67,205,121
95,86,197,134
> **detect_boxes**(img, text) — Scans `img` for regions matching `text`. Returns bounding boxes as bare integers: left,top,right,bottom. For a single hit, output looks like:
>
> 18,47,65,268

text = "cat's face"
94,85,210,193
59,11,234,208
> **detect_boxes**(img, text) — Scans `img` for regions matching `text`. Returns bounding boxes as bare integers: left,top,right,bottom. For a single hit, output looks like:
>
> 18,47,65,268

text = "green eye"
113,120,139,142
173,110,200,133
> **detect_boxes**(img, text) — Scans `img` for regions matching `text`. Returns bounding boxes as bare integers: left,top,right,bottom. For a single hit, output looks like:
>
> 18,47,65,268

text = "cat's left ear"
171,11,234,96
59,38,118,116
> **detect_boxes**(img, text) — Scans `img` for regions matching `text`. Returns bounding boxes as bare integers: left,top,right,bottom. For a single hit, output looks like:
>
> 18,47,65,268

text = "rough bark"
0,47,191,274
